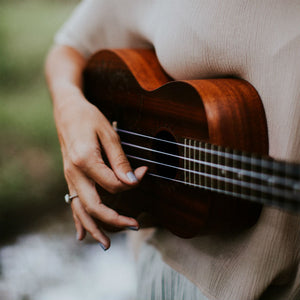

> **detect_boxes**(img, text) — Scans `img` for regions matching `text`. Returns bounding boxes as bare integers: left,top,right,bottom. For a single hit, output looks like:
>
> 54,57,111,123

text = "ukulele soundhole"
152,130,179,179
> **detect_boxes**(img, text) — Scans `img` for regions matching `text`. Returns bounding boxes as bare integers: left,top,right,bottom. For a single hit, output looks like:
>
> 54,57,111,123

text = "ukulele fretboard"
183,138,300,211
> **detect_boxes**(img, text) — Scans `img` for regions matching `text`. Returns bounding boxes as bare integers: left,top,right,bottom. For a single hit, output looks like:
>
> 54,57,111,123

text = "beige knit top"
55,1,300,299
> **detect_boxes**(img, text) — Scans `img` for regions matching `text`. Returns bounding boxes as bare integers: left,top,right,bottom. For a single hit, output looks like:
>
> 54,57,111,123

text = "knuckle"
107,213,120,225
107,184,123,195
63,162,72,177
115,159,130,171
90,228,100,239
105,130,121,145
85,204,96,216
70,147,90,168
114,152,128,167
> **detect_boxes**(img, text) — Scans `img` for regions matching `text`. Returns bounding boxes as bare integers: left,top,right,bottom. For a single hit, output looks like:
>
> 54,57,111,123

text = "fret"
224,147,232,194
183,138,194,185
193,140,197,185
205,142,211,189
261,157,274,176
211,144,219,191
258,160,271,204
183,138,187,184
188,139,192,185
269,159,277,208
286,163,300,195
197,141,200,187
250,153,262,200
283,162,292,210
199,141,205,188
196,140,202,186
294,180,300,202
217,145,225,193
241,153,250,199
233,149,242,197
282,162,300,211
288,163,300,179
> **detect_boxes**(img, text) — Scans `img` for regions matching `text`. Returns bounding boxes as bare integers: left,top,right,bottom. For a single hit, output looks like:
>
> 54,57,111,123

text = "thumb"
100,129,143,185
108,150,139,184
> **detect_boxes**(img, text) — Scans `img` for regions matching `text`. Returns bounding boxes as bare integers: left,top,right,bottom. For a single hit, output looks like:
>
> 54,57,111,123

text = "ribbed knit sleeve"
54,0,151,58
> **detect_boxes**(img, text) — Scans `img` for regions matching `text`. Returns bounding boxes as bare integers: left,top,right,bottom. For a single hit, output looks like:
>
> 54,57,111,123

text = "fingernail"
76,232,80,240
99,243,107,251
127,226,139,231
127,171,138,183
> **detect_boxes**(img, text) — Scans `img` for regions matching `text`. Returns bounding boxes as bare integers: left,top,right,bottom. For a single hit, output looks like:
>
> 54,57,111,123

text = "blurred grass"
0,0,79,241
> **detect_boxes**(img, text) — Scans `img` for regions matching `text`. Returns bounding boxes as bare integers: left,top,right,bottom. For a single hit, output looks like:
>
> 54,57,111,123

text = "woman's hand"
46,45,147,250
57,92,147,250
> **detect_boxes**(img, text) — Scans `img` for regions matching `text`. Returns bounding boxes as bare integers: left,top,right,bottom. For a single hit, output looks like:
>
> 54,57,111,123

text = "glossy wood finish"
83,49,269,238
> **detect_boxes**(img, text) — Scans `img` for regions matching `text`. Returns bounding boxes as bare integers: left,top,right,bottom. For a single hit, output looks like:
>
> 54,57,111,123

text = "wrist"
52,82,85,115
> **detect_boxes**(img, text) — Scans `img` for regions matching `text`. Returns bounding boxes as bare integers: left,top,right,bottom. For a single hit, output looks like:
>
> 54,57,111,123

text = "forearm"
45,45,87,114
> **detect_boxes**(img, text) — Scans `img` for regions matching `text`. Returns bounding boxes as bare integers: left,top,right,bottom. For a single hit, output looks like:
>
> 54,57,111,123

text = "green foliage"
0,0,79,241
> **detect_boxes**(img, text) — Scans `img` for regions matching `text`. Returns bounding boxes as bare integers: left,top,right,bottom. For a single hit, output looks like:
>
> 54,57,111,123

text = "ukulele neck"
182,138,300,210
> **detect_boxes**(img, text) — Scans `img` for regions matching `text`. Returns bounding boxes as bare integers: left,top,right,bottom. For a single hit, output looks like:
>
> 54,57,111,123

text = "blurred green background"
0,3,137,300
0,0,80,242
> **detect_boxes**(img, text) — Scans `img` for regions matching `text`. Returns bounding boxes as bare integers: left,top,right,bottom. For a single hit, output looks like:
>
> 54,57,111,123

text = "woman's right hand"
55,91,147,250
46,45,147,250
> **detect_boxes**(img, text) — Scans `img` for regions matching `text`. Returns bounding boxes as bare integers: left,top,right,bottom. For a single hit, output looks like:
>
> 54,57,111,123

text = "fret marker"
237,171,243,180
294,183,300,195
268,177,276,186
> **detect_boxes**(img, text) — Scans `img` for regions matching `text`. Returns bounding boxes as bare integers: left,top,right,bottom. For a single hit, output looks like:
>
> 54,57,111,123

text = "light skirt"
136,243,209,300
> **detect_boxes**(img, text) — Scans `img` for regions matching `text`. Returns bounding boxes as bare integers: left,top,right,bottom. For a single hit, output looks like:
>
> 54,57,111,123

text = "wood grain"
83,49,268,238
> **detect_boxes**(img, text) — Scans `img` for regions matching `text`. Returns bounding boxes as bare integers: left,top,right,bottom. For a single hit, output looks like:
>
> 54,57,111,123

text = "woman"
45,1,300,299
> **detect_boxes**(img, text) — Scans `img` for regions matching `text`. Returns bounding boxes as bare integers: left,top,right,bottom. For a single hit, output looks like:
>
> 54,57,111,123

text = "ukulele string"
125,153,297,200
120,141,298,189
145,173,298,209
117,128,299,177
117,129,258,165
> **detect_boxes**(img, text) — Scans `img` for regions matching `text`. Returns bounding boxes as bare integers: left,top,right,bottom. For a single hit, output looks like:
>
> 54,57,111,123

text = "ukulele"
83,49,300,238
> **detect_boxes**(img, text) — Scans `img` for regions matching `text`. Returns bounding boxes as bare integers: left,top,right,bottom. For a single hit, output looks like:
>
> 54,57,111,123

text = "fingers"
83,157,132,194
67,178,112,249
134,166,148,180
96,124,147,186
61,109,148,250
72,210,86,240
64,150,143,249
56,98,148,251
68,132,146,194
84,160,148,195
71,168,139,228
72,197,111,250
65,112,148,192
66,180,86,241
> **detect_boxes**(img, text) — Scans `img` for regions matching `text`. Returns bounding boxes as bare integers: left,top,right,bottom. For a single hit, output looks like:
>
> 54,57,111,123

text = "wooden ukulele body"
83,49,268,238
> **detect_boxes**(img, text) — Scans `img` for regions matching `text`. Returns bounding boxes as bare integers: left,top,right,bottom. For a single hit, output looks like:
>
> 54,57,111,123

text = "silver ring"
64,193,78,204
